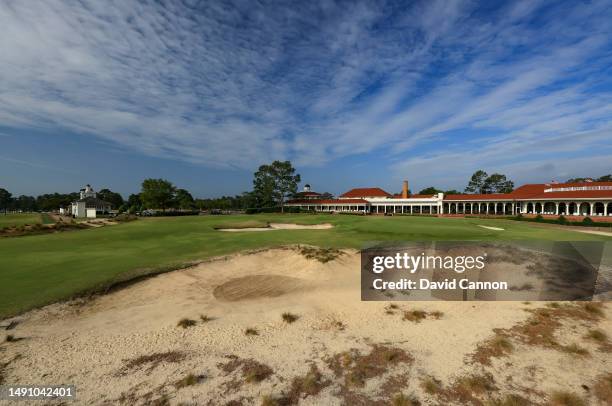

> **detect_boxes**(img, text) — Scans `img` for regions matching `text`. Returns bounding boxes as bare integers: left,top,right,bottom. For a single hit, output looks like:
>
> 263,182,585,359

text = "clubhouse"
285,180,612,218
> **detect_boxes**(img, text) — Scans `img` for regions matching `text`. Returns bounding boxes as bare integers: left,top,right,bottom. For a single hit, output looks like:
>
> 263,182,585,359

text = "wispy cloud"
0,0,610,185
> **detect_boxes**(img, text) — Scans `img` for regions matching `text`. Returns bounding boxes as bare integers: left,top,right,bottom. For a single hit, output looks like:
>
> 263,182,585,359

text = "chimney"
402,180,409,198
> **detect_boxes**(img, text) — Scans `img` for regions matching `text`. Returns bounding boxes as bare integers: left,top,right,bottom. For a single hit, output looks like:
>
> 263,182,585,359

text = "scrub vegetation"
0,213,609,318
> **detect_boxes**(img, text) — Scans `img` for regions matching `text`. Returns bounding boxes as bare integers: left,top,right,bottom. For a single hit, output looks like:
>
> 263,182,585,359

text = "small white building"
65,185,112,218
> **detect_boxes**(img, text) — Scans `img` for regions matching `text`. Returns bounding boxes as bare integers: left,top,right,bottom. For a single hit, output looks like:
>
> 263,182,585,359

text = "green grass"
0,213,42,228
0,214,610,318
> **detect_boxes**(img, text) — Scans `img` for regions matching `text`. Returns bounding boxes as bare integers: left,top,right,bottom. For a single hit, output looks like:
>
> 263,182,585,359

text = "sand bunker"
218,222,333,232
477,225,505,231
1,247,610,405
213,274,310,301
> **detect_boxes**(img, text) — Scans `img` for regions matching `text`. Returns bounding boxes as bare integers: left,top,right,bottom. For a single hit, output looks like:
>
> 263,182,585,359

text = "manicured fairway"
0,213,41,228
0,214,610,318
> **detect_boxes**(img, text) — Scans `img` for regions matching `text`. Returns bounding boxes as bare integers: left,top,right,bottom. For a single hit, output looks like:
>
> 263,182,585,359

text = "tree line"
3,166,609,214
417,171,612,196
0,188,125,213
417,170,514,195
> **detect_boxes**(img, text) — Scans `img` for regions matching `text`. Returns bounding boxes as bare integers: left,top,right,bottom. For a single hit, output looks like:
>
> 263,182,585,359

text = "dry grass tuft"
245,328,259,336
282,312,299,323
269,364,332,405
260,395,280,406
430,310,444,319
392,393,420,406
402,310,427,322
119,351,186,375
484,394,531,406
220,356,273,385
440,373,497,404
420,376,443,395
177,318,197,329
585,329,607,342
175,373,203,389
548,391,586,406
298,246,343,263
457,374,496,394
199,314,213,322
561,343,589,356
150,394,170,406
327,345,413,388
472,332,514,365
243,362,274,384
593,373,612,404
582,302,604,317
5,334,17,342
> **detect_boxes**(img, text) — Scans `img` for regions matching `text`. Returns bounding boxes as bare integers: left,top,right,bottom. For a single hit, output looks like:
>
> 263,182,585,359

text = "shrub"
557,215,567,224
245,328,259,336
282,312,299,323
582,216,594,225
177,318,197,328
534,214,544,222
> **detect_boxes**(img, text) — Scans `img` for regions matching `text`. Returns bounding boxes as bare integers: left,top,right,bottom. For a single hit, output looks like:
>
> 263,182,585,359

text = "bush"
582,217,594,225
534,214,544,222
557,215,567,224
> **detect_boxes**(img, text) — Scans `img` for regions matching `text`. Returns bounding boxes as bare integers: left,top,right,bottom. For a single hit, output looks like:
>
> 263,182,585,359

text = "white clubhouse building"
286,180,612,219
60,184,112,218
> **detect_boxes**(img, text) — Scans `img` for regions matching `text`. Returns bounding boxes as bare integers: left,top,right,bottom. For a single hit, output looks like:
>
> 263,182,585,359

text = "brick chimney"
402,180,409,198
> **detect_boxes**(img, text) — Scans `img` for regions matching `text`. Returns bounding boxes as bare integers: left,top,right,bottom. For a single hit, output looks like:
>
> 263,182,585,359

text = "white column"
591,202,595,216
555,202,559,215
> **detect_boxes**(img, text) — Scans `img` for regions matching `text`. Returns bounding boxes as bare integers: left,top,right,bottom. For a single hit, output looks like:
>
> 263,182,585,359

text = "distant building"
292,184,323,200
286,180,612,219
61,184,111,218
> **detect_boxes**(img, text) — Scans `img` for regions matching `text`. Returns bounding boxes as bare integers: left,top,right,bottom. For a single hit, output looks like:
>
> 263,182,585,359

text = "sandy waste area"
1,247,611,405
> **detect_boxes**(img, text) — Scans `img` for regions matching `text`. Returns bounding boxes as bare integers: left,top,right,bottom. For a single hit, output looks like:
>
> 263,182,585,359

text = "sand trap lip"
213,274,310,301
218,223,334,232
477,225,505,231
573,229,612,237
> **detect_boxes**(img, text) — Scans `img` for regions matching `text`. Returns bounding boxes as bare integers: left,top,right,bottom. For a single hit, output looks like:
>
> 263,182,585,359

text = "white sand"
218,223,334,232
0,248,609,405
573,229,612,237
477,225,505,231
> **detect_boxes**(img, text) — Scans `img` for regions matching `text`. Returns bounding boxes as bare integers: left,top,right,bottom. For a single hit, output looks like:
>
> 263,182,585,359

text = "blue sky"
1,0,611,198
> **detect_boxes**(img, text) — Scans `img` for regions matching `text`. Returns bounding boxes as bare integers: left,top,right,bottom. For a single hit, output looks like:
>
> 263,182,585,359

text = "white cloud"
0,0,610,180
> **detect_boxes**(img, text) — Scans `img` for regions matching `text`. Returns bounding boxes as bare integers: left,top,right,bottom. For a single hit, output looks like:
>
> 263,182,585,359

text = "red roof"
444,182,612,201
340,187,392,198
286,198,368,205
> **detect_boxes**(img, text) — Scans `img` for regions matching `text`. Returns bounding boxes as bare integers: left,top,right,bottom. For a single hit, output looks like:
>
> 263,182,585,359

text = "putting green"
0,214,609,318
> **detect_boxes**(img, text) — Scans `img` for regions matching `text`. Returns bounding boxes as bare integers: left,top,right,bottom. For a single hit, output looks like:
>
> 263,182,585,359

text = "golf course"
0,213,610,319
